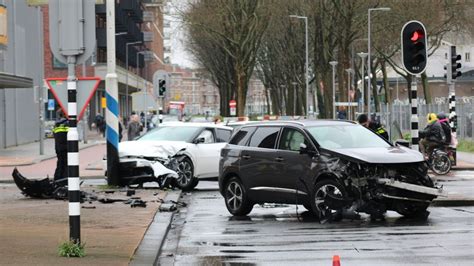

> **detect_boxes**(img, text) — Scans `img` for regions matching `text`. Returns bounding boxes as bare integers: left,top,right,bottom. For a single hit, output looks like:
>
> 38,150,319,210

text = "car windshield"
306,125,390,149
138,126,200,142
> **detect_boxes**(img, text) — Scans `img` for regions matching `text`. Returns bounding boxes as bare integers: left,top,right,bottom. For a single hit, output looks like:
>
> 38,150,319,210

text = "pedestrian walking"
53,109,69,184
127,114,142,140
94,113,105,135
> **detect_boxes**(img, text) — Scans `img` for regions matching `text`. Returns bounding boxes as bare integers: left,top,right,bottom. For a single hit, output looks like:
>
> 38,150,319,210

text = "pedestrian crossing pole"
410,75,419,151
67,55,81,243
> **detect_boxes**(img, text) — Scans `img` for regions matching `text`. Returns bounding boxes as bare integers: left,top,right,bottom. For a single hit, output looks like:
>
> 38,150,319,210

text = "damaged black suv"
218,120,445,220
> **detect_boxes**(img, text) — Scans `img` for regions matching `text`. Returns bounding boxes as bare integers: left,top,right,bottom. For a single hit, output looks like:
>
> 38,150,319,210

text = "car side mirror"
299,143,319,157
193,137,205,144
395,139,410,148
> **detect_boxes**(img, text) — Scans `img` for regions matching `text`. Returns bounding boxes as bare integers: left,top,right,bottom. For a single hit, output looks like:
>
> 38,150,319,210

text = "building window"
52,54,67,69
466,52,471,62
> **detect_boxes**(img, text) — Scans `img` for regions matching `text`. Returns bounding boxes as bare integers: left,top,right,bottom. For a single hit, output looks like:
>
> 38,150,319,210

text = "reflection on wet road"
159,182,474,265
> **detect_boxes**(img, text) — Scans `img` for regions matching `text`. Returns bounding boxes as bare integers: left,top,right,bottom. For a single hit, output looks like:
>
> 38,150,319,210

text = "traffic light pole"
448,81,457,165
410,75,419,151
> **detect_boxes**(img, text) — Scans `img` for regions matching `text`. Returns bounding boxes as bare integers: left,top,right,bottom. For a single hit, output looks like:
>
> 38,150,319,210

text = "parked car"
118,123,233,190
219,120,445,220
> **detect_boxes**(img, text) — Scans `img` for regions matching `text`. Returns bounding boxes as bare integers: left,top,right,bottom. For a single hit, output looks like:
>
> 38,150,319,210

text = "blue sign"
48,99,55,111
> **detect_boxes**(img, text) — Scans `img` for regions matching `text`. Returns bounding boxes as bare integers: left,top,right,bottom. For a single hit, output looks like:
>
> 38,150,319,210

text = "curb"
130,189,183,266
432,198,474,207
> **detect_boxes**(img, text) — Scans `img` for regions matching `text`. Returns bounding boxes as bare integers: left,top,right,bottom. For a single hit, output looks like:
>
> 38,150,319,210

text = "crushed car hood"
119,140,189,159
326,146,424,164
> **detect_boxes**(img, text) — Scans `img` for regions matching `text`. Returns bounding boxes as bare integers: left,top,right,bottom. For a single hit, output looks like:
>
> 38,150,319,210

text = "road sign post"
49,0,96,244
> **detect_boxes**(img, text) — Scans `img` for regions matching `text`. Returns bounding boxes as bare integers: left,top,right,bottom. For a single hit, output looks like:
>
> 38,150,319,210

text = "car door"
238,126,282,202
275,127,314,201
190,128,229,178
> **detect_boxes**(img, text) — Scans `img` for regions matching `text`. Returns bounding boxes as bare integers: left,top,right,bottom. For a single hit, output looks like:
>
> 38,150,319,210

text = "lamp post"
345,68,353,120
329,61,338,119
136,50,147,129
289,15,309,117
125,41,142,118
368,7,390,117
357,52,368,113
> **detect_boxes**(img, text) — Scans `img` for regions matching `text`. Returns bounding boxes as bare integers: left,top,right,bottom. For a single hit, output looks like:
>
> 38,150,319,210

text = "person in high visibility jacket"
357,113,389,141
53,109,69,182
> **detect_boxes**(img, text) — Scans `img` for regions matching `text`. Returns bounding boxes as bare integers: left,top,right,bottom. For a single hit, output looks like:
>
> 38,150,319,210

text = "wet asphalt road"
158,181,474,265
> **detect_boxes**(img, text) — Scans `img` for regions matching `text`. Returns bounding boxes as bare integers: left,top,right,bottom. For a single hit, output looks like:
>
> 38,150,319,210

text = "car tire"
310,179,347,221
224,177,253,216
176,157,198,191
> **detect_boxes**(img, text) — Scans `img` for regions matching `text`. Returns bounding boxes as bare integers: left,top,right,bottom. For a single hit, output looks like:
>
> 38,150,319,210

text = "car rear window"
248,127,280,149
216,129,232,142
229,126,256,146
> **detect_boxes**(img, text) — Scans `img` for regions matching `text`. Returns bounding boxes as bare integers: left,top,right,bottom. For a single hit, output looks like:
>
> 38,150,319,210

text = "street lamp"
329,61,338,119
345,68,354,120
125,41,142,117
136,50,148,129
289,15,309,118
357,52,368,113
368,7,390,116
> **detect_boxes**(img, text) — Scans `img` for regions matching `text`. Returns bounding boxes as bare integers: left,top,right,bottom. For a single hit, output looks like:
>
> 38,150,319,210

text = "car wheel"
176,157,198,191
224,177,253,216
310,179,347,221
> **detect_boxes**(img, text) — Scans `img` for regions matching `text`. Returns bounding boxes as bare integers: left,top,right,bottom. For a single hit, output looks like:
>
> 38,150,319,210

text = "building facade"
0,0,42,149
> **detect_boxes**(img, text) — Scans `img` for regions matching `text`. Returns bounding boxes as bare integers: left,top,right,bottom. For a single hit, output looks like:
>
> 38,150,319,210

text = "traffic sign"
45,77,101,120
47,99,55,111
49,0,96,64
229,100,237,116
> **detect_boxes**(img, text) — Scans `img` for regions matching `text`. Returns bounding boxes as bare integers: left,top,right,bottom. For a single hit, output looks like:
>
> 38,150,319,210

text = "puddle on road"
195,241,255,247
197,255,256,266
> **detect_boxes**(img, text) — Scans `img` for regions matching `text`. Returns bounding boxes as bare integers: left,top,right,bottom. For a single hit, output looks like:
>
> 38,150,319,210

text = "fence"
376,103,473,141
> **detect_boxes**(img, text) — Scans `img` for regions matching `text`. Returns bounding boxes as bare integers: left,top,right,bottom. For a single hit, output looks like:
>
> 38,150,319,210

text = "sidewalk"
0,129,106,167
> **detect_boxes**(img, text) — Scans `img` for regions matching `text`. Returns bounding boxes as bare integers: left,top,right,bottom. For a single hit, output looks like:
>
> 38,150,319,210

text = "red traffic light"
410,31,424,42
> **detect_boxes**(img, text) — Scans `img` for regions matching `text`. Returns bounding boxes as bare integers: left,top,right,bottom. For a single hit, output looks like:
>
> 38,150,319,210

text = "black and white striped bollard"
410,75,419,151
67,56,80,243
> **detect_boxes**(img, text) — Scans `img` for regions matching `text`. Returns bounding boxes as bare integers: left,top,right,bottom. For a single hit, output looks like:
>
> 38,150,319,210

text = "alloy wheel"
177,160,193,186
314,184,343,217
226,181,243,211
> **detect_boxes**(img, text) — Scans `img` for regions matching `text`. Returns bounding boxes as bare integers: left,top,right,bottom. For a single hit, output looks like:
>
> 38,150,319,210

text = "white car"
118,123,233,190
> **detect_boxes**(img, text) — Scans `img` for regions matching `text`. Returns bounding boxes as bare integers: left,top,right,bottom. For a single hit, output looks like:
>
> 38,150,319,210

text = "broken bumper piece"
377,178,447,197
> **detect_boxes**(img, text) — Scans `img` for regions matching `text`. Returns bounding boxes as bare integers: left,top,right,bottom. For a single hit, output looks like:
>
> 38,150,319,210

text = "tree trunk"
236,65,247,117
422,72,431,104
381,61,391,104
370,62,379,113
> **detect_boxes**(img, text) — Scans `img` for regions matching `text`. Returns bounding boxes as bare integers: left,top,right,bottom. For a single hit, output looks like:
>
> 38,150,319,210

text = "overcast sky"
167,0,196,68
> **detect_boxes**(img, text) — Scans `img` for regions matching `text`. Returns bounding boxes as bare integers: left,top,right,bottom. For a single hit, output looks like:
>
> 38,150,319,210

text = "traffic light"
401,21,428,75
158,79,166,97
451,46,462,80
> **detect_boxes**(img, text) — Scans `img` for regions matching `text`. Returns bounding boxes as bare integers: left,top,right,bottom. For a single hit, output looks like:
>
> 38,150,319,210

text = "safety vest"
375,126,386,136
53,124,69,134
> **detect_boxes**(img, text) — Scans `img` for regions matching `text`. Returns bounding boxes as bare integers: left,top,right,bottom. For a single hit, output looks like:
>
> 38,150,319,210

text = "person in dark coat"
357,113,389,141
419,113,446,158
53,109,69,183
437,112,452,144
127,114,142,140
